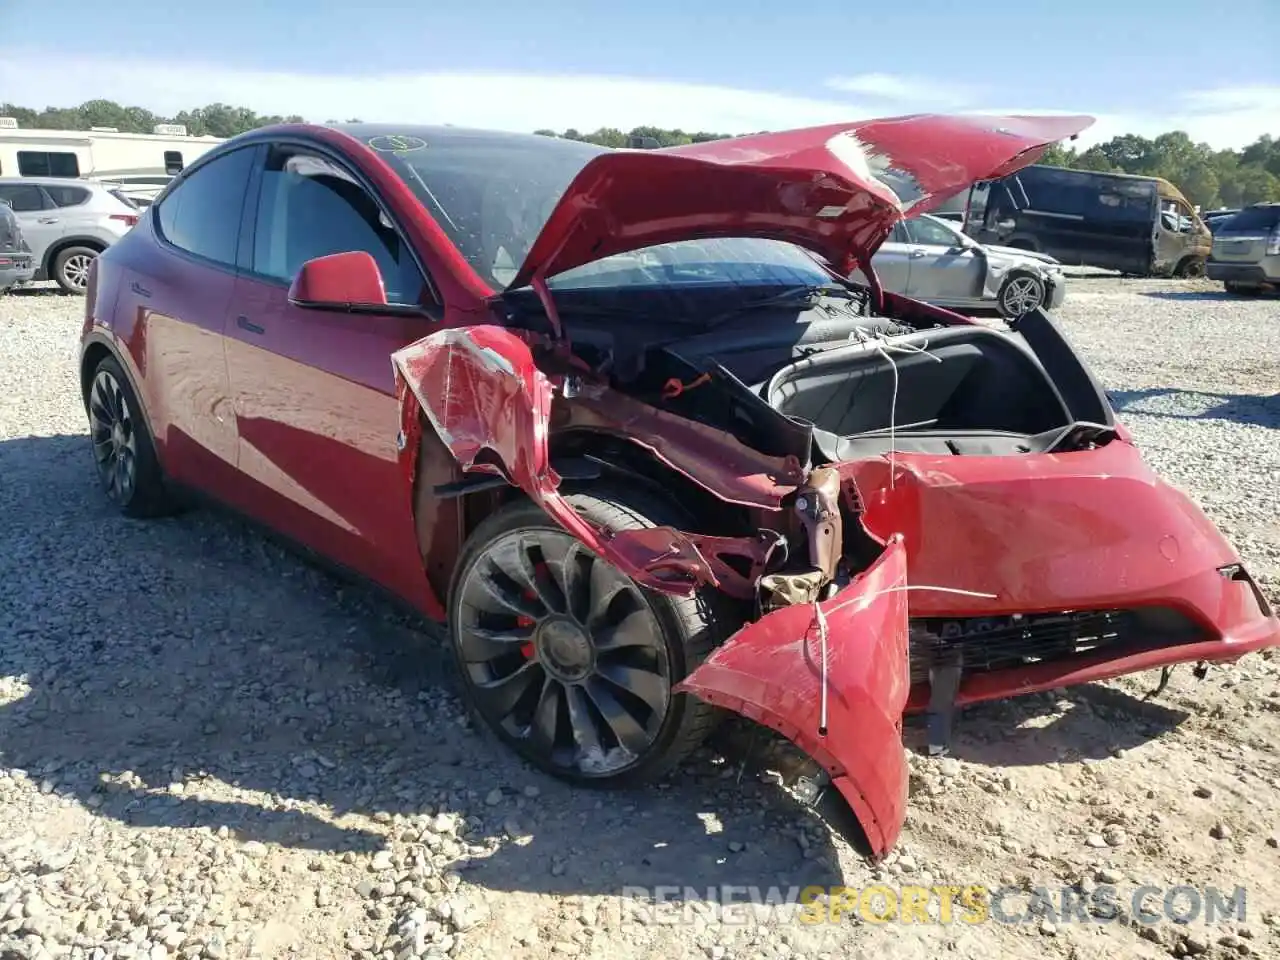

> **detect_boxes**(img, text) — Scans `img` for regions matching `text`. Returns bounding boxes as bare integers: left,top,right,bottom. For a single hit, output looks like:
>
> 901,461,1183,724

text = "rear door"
119,145,258,496
1211,205,1279,265
223,141,438,603
900,216,985,301
0,183,65,264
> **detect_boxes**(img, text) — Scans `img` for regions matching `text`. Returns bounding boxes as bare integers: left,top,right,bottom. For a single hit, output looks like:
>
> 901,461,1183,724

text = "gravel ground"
1,276,1278,960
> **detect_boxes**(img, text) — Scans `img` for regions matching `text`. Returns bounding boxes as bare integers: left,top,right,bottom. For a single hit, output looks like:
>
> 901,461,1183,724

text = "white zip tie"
812,581,997,738
868,334,942,489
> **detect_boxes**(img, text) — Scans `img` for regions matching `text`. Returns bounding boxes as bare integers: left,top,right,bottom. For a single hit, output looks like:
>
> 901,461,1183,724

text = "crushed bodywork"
388,113,1280,861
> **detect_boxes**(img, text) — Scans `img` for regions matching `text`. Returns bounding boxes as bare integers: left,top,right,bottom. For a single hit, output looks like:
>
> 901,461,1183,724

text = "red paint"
508,114,1094,289
678,538,911,858
78,113,1278,863
391,326,779,596
287,250,388,307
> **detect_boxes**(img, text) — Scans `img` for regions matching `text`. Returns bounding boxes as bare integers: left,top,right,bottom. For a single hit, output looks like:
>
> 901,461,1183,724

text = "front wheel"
447,487,727,787
997,270,1047,319
54,245,100,294
1175,256,1206,279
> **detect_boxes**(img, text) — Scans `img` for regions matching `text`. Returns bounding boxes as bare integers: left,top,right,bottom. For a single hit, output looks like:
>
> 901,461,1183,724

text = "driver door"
1154,198,1194,274
223,143,438,603
901,216,985,301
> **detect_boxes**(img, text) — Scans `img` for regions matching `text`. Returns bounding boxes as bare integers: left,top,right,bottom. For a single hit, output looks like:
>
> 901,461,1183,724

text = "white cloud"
0,51,1274,150
825,73,984,108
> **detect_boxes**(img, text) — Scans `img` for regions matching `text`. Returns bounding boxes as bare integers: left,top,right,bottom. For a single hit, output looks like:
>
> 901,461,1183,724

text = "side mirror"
288,251,388,311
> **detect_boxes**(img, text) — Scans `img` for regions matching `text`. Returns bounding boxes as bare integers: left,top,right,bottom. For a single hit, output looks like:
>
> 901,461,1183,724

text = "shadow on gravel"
1108,387,1280,428
0,433,845,900
907,685,1188,769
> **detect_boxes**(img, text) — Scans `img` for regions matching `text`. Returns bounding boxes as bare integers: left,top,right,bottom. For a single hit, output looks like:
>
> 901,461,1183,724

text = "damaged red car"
79,115,1280,859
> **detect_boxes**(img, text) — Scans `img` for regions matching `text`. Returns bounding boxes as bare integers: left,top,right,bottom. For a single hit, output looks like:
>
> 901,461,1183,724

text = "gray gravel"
1,276,1278,960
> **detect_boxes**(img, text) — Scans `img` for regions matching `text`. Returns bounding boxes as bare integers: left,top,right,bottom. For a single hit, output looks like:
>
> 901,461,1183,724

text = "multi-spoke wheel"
448,489,727,786
54,245,99,294
997,270,1047,319
86,355,173,517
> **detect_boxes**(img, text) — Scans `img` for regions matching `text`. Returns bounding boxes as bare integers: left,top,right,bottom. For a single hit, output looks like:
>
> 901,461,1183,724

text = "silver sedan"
862,213,1066,318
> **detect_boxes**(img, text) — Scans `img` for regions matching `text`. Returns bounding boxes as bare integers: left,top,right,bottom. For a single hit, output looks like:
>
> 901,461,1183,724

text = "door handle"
910,249,927,258
236,315,265,335
37,217,59,224
130,281,151,298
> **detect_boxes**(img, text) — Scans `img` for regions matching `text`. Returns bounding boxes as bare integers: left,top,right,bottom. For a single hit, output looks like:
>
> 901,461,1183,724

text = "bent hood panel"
508,113,1093,288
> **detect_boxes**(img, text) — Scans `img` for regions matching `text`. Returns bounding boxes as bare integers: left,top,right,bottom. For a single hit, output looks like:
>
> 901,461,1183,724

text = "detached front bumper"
841,442,1280,715
677,540,912,859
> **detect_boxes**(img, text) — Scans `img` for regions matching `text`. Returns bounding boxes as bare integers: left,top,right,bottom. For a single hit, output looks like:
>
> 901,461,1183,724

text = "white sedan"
859,213,1067,318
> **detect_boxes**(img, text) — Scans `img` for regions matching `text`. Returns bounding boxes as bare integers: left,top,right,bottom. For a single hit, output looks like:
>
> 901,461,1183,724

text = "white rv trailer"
0,120,225,204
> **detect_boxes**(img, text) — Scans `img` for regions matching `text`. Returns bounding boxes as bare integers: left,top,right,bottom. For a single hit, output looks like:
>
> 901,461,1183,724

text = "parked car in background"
0,199,36,293
78,115,1279,859
0,177,140,293
863,213,1065,318
961,165,1211,278
1207,202,1280,294
1203,208,1241,232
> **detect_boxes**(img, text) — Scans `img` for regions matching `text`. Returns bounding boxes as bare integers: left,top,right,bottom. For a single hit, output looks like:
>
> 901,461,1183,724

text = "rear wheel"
1225,281,1263,296
1174,256,1206,279
448,487,727,786
53,245,100,294
87,355,175,517
997,270,1047,318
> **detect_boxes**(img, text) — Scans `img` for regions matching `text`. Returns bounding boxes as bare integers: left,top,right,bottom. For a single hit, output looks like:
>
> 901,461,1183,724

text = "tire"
447,485,731,787
53,245,100,294
87,354,176,518
1225,281,1262,296
1174,256,1206,279
997,270,1047,319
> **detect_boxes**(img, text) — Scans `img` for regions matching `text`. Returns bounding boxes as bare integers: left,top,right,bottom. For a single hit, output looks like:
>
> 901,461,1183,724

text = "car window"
251,148,428,306
156,146,256,266
888,222,909,243
905,217,961,247
17,151,80,178
43,185,91,208
0,183,47,213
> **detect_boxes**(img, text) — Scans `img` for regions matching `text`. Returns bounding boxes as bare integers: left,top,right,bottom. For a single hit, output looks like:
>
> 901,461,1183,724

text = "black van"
958,165,1212,278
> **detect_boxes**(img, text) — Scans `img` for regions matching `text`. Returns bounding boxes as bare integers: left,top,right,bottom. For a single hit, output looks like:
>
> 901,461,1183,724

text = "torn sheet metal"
563,384,807,511
677,537,911,858
391,326,781,596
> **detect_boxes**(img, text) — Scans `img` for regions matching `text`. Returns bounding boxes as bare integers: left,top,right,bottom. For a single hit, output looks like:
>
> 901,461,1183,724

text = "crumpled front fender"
676,538,911,858
391,326,779,597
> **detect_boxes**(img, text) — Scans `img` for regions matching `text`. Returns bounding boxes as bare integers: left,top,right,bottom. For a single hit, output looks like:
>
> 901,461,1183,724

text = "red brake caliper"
518,577,539,659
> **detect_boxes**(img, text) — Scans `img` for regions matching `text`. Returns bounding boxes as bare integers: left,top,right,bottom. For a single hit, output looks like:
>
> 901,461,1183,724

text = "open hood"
506,113,1094,289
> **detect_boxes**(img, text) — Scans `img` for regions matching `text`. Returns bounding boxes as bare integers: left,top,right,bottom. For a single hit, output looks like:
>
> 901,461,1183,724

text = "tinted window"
1219,205,1280,232
17,151,80,177
0,183,47,212
156,146,256,266
43,184,91,208
251,149,427,305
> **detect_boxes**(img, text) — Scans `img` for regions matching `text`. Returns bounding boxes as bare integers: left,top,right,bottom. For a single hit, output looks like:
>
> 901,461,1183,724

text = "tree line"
5,99,1277,210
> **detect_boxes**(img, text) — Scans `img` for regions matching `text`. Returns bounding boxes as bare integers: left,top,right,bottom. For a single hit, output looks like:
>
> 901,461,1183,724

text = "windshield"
347,124,832,292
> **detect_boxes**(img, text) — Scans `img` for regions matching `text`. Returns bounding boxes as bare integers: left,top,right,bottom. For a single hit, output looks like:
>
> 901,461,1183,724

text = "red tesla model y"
79,115,1279,857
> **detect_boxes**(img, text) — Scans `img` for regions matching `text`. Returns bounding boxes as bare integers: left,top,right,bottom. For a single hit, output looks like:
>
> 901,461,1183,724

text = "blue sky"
3,0,1278,147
